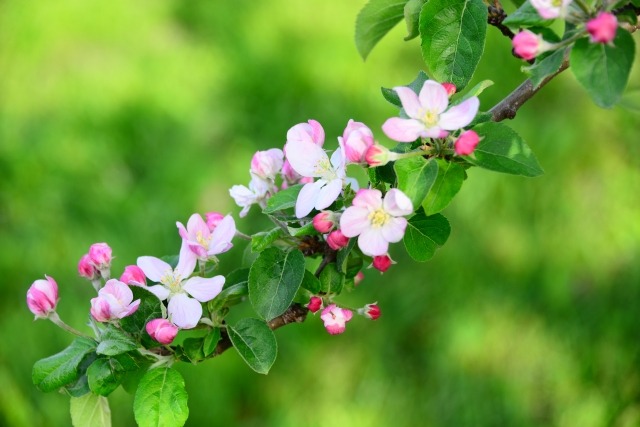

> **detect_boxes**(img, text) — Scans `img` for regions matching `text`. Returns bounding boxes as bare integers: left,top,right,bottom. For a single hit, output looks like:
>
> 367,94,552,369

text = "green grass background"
1,0,640,425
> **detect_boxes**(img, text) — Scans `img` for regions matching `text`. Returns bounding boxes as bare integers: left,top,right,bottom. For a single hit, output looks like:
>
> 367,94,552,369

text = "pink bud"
119,265,146,286
358,303,381,320
372,255,393,273
90,279,140,322
454,130,480,156
354,271,365,286
26,275,59,318
340,119,375,164
326,230,349,250
88,243,112,269
365,144,391,167
146,318,179,344
586,12,617,44
78,254,99,280
313,211,335,234
512,30,544,61
205,212,225,232
320,304,353,335
441,83,457,97
250,149,284,180
307,296,323,313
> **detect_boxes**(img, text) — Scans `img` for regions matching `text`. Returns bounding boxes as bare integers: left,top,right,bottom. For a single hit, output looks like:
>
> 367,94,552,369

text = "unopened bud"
26,275,59,318
313,211,336,234
307,296,323,313
354,271,365,286
78,254,99,280
512,30,551,61
365,144,392,167
146,318,179,345
372,255,393,273
454,130,480,156
340,120,375,164
205,212,225,232
326,229,349,250
250,149,284,180
441,83,456,97
120,265,146,286
358,303,381,320
586,12,617,44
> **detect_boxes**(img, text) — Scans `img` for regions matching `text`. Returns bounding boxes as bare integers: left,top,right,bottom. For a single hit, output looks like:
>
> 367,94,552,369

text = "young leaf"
422,160,465,215
251,227,286,252
404,0,427,41
502,1,551,29
208,282,248,313
120,286,163,342
469,122,544,177
300,269,322,294
420,0,488,90
403,211,451,262
70,393,111,427
356,0,409,60
96,326,138,356
87,358,124,396
249,248,305,321
228,318,278,375
381,70,429,108
525,47,568,89
203,328,221,357
134,367,189,427
32,337,97,393
571,29,635,108
64,352,98,398
394,156,438,208
451,80,494,105
336,238,357,274
319,263,345,295
263,184,303,214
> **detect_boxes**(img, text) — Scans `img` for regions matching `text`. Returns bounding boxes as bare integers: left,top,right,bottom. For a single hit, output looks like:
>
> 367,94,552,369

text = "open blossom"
137,243,225,329
120,265,146,286
339,120,374,164
146,318,179,344
230,174,272,217
382,80,479,142
321,304,353,335
586,12,617,44
177,213,235,261
250,149,284,180
27,276,59,318
530,0,572,19
340,189,413,256
90,279,140,322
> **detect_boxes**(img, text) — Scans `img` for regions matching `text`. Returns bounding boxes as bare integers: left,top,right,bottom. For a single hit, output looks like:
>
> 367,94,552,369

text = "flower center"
196,231,210,248
369,209,390,228
551,0,562,6
423,110,439,127
161,271,183,293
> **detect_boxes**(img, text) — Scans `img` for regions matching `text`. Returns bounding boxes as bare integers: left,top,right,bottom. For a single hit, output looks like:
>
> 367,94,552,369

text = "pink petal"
358,228,389,257
182,275,225,302
383,189,414,216
381,217,407,243
147,285,170,301
137,256,172,283
394,86,422,118
382,118,425,143
186,214,210,240
341,308,354,322
439,97,480,130
308,119,325,146
353,189,382,210
419,80,450,114
101,279,133,304
118,299,140,318
295,180,323,218
175,241,197,279
285,139,330,178
168,294,203,329
207,215,236,255
315,179,342,211
339,206,370,237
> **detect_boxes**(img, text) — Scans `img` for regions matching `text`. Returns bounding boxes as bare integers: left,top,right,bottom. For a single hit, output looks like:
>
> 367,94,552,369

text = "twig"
487,5,515,40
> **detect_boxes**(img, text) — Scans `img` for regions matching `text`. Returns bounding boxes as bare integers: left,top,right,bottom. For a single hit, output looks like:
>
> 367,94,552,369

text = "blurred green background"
2,0,640,425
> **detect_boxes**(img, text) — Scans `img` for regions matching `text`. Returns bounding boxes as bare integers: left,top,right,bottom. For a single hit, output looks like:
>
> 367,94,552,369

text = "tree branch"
487,4,515,40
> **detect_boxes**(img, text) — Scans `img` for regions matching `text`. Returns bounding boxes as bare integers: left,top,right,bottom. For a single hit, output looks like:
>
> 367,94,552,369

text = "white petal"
315,179,342,210
439,97,479,130
137,256,171,283
176,241,197,278
353,189,382,210
340,206,370,237
358,228,389,257
381,217,407,243
147,285,170,301
229,185,256,207
394,86,422,118
383,189,414,216
183,276,225,302
382,118,425,143
295,180,323,218
208,215,236,255
419,80,449,114
285,139,331,178
168,294,202,329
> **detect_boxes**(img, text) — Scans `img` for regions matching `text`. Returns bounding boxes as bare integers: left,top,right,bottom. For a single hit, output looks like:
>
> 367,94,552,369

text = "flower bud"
372,254,393,273
146,318,179,345
119,265,146,286
78,254,99,280
512,30,549,61
586,12,617,44
354,271,365,286
365,144,392,167
326,229,349,250
88,243,112,268
205,212,225,232
27,275,59,318
441,83,456,97
320,304,353,335
307,296,323,313
90,279,140,322
313,211,336,234
340,120,374,164
358,303,381,320
250,149,284,180
454,130,480,156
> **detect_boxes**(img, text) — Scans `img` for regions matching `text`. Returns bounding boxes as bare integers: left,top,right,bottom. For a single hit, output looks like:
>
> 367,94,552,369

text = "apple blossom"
88,243,112,270
454,130,480,156
358,303,381,320
320,304,353,335
313,211,336,234
382,80,479,142
205,212,225,231
586,13,618,44
120,265,147,286
365,143,392,167
512,30,552,61
90,279,140,322
146,318,179,345
339,119,374,164
340,189,413,256
78,254,99,281
372,255,393,273
530,0,572,19
27,276,59,318
442,83,456,97
250,148,284,180
307,296,323,313
326,229,349,250
286,119,325,148
177,213,235,262
230,174,273,217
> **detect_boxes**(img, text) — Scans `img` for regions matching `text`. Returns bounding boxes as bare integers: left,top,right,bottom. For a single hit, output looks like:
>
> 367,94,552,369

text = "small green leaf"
452,80,494,105
96,326,138,356
356,0,409,59
263,184,303,214
300,269,322,294
336,238,357,274
502,1,551,28
395,156,438,208
249,248,305,321
70,393,111,427
422,160,465,215
64,352,98,398
208,282,248,313
251,227,286,252
203,328,221,357
134,367,189,427
120,286,163,343
180,338,205,364
319,263,345,295
33,338,97,393
525,47,568,89
228,318,278,375
404,0,427,40
420,0,488,90
571,29,635,108
469,122,544,177
381,70,429,108
403,211,451,262
289,222,318,237
87,358,124,396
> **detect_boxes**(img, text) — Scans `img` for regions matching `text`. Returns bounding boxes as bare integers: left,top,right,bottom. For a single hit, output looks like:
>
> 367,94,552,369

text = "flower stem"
235,230,252,241
49,312,93,339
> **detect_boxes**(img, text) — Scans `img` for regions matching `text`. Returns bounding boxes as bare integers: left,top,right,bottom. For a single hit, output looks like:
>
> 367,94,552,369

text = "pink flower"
177,213,235,262
382,80,479,142
78,254,99,280
340,189,413,256
90,279,140,322
120,265,147,286
454,130,480,156
313,211,336,234
27,275,59,318
530,0,572,19
442,83,456,97
320,304,353,335
372,255,393,273
205,212,224,231
307,296,323,313
339,120,374,164
326,229,349,250
250,149,284,180
146,318,179,345
365,144,392,167
286,119,325,148
354,271,365,286
358,303,381,320
512,30,552,61
586,12,617,44
88,243,112,269
137,242,225,329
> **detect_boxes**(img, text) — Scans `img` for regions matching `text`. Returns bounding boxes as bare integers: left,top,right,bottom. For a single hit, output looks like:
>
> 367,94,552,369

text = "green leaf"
300,269,322,294
420,0,488,90
263,184,303,214
228,318,278,375
468,111,493,127
502,1,550,29
469,122,544,177
452,80,494,105
203,328,221,357
96,326,138,356
64,351,98,398
134,367,189,427
381,70,429,108
525,47,568,89
251,227,286,252
249,248,305,321
180,338,205,364
289,222,318,237
404,0,427,40
208,282,248,313
120,286,163,343
403,211,451,262
87,358,124,396
70,393,111,427
422,159,465,215
571,29,635,108
395,156,438,208
33,338,97,393
319,263,345,295
336,238,357,274
356,0,409,60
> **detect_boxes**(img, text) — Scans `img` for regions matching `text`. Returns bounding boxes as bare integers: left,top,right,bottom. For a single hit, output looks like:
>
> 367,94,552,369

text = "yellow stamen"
369,209,389,228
